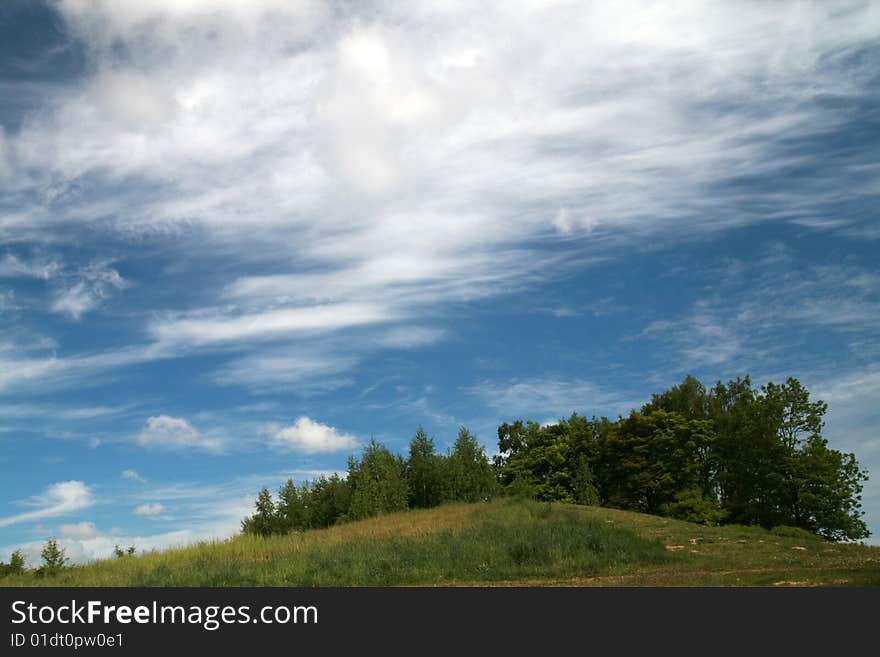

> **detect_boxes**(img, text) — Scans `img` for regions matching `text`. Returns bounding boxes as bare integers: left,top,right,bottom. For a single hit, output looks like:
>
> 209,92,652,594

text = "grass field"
2,498,878,586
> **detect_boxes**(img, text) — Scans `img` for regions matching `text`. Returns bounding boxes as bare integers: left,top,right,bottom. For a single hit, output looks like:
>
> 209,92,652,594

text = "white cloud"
121,469,146,483
1,2,873,371
268,416,359,453
59,521,101,540
637,258,880,372
134,503,165,516
51,263,127,320
0,481,94,528
371,326,445,349
469,377,638,422
0,127,7,180
0,1,872,397
552,208,573,235
151,303,391,346
0,403,121,420
136,415,221,451
812,368,880,456
51,281,96,319
0,254,60,279
211,348,356,390
0,343,173,393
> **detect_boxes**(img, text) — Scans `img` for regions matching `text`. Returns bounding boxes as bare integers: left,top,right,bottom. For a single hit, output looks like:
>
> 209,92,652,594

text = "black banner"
1,587,876,653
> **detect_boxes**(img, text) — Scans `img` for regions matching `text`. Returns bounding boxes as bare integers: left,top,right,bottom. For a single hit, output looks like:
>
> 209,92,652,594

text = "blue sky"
1,1,878,563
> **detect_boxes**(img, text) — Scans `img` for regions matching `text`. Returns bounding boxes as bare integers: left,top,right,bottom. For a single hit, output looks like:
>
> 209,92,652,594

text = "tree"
596,409,716,515
305,474,352,528
405,427,446,508
495,420,573,502
643,374,709,420
348,438,409,520
9,549,25,573
793,435,868,540
708,376,782,526
39,538,68,574
572,454,600,506
241,487,279,536
277,479,306,532
447,427,496,503
0,549,26,577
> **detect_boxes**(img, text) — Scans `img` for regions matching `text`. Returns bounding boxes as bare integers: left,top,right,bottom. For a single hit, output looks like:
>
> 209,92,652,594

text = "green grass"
3,498,879,586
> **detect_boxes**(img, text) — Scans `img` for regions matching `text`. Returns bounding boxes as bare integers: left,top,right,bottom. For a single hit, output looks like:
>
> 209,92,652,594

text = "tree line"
244,375,868,541
242,427,496,535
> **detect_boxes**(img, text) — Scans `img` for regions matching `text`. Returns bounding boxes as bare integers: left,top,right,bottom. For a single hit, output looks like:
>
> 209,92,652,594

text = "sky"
0,0,878,564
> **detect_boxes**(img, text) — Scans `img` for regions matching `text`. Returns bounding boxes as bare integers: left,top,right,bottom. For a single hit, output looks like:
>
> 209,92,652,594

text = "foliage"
348,438,409,521
0,550,26,577
405,427,446,508
572,454,600,506
660,488,727,526
240,487,278,536
113,545,137,558
497,375,868,541
38,539,69,575
446,427,497,503
304,474,351,528
770,525,820,541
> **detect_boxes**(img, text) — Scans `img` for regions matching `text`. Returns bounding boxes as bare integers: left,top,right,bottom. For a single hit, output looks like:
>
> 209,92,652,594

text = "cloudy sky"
1,0,878,563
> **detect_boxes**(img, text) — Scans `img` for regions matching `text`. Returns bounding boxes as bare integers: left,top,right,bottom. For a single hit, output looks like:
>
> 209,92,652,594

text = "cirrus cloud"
136,415,222,452
0,481,94,528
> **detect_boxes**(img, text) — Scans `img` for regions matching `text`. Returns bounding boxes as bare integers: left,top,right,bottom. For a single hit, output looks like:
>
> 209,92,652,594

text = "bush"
0,550,26,577
771,525,820,541
660,488,727,526
114,545,137,558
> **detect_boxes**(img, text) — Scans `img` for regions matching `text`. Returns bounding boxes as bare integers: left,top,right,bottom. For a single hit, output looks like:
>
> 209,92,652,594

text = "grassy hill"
3,499,879,586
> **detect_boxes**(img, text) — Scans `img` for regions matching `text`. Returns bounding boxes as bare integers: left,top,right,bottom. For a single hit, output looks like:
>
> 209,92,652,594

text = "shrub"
0,550,26,577
114,545,137,558
771,525,820,541
660,488,727,526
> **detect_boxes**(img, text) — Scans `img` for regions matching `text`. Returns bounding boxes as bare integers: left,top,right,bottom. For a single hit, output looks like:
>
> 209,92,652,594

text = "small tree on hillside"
39,538,68,575
348,438,409,520
241,487,279,536
306,474,352,528
277,479,306,532
446,427,497,503
0,549,26,577
9,549,25,573
405,427,446,508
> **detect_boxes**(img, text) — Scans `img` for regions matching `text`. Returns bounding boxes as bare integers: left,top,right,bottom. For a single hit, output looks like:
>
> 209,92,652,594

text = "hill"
2,499,878,587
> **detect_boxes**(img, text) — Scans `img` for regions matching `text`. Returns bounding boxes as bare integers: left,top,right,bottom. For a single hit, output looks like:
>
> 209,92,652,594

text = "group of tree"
0,538,72,578
495,376,868,541
242,375,869,542
242,427,496,536
0,539,140,578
